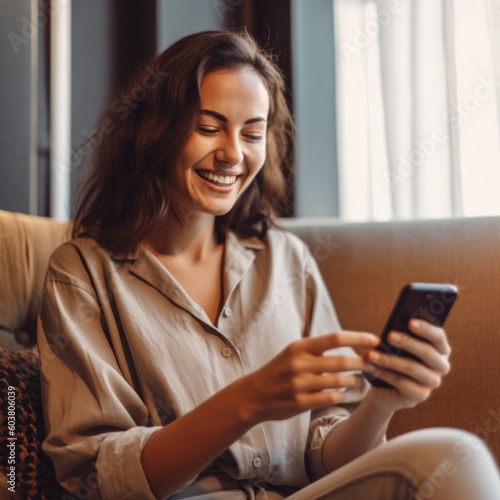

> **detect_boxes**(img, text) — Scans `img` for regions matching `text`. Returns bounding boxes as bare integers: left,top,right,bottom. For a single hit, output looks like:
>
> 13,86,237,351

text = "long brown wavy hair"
72,29,295,255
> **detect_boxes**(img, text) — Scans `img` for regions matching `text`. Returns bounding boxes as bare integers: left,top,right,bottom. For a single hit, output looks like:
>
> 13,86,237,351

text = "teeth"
197,170,237,185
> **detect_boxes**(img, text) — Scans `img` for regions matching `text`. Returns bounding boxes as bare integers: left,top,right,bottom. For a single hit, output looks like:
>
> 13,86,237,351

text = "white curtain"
486,0,500,141
333,0,469,221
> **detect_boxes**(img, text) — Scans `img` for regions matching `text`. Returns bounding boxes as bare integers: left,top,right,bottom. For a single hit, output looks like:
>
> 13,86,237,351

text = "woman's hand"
364,319,451,412
236,331,380,425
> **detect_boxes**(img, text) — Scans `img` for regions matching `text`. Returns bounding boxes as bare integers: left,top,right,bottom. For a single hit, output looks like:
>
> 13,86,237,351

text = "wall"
0,0,37,214
157,0,223,52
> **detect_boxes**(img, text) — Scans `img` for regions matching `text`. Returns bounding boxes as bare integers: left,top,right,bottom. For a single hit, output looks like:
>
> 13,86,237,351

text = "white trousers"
287,428,500,500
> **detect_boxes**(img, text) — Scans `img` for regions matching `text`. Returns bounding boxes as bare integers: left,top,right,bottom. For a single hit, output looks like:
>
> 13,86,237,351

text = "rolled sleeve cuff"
96,426,160,499
305,412,388,482
305,414,350,481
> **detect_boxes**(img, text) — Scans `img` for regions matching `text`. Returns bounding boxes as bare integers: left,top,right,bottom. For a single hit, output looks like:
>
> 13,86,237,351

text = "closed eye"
197,125,264,142
197,126,219,135
244,134,264,142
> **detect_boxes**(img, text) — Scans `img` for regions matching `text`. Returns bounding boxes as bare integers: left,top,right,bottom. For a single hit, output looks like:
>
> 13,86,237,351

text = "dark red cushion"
0,346,66,499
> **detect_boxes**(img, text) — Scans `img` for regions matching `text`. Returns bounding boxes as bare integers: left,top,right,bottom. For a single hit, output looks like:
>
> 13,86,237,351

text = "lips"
195,169,241,186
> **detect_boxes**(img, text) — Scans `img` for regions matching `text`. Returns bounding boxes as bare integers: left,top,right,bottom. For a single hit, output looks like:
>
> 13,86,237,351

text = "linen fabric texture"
37,229,368,499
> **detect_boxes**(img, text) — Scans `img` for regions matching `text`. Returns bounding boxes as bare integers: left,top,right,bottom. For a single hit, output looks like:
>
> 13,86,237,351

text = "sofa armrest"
0,211,70,348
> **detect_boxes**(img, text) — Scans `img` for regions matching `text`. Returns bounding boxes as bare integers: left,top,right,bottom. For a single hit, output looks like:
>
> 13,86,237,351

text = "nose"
215,133,244,167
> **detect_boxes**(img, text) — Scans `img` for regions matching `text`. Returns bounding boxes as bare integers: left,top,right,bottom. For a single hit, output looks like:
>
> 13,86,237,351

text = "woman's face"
169,67,270,218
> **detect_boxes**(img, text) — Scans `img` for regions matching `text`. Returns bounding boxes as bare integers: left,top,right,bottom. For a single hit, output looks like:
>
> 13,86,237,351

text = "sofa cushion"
0,346,66,498
0,211,70,347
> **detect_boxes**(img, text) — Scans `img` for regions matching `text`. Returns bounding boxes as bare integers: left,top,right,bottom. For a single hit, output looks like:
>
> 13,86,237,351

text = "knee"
398,428,500,500
394,427,494,470
439,428,489,462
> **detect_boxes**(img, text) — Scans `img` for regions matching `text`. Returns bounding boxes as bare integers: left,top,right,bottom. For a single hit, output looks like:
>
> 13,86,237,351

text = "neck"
144,210,220,262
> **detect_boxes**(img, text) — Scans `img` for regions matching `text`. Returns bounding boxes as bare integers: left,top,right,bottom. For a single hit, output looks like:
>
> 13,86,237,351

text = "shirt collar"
124,230,265,325
226,231,265,251
222,231,263,302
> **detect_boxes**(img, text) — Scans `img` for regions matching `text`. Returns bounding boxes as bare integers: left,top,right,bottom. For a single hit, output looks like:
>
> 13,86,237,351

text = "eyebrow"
200,109,267,125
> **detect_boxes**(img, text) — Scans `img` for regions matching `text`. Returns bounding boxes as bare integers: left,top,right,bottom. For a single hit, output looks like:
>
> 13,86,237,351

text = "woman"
38,30,500,499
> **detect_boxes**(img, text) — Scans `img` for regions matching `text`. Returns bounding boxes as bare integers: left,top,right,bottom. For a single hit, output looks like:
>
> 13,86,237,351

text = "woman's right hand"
236,331,380,425
143,331,379,499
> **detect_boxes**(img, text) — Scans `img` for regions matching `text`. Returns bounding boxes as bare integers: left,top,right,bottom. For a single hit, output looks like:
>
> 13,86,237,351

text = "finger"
367,350,443,389
364,363,432,403
307,354,367,374
386,331,451,375
296,389,352,410
301,331,380,355
408,319,451,356
293,372,361,392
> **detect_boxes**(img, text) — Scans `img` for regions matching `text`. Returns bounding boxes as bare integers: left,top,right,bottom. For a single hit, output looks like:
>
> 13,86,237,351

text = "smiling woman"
72,30,294,256
37,29,500,500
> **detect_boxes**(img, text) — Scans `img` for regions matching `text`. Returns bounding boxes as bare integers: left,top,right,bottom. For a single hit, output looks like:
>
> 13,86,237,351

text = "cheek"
177,150,196,171
246,154,264,180
250,146,267,172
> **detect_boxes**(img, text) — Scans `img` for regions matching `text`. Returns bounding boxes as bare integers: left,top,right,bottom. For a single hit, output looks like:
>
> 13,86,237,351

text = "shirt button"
252,457,262,468
223,307,232,317
221,347,232,358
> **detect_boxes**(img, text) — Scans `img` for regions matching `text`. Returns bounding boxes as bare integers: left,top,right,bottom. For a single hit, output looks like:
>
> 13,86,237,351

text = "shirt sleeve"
300,244,372,481
37,249,159,499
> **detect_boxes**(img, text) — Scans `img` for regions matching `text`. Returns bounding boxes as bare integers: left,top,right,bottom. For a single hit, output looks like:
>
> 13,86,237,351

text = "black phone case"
364,283,458,389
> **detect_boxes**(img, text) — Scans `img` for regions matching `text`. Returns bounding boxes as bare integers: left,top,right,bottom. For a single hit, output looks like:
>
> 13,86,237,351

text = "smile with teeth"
196,169,239,186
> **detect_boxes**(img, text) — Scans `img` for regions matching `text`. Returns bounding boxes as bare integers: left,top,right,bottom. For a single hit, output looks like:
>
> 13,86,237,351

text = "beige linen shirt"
37,228,368,499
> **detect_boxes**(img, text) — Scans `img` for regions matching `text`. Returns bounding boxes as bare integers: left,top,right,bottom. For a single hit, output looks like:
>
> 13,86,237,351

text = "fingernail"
411,319,422,330
389,331,401,342
368,351,381,362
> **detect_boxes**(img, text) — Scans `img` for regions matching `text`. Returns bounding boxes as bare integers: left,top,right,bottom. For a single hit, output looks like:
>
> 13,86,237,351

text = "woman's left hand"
363,319,451,412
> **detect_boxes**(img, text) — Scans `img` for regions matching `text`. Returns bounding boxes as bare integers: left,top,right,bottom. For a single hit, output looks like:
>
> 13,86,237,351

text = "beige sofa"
1,210,499,497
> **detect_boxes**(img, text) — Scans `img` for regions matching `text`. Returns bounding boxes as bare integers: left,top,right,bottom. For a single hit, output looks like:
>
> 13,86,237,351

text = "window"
455,0,500,216
330,0,500,221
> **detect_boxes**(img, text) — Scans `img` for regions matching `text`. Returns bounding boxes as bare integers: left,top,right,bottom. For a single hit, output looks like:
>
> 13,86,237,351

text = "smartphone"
363,283,458,389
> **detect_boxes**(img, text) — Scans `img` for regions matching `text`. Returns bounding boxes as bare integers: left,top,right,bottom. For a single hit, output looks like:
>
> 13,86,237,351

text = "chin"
207,206,235,217
187,200,233,217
